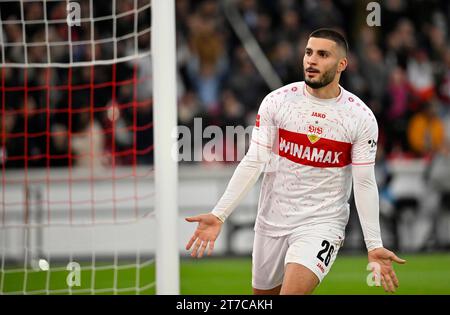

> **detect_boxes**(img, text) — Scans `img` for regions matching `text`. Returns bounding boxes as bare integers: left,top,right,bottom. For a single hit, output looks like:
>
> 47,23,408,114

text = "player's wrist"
367,246,383,254
210,211,225,224
365,240,383,253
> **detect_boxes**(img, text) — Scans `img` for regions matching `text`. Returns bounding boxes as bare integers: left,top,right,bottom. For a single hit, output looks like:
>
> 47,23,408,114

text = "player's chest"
275,101,355,144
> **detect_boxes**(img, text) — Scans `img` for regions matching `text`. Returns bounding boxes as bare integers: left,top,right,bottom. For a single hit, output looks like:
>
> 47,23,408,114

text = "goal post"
152,0,179,295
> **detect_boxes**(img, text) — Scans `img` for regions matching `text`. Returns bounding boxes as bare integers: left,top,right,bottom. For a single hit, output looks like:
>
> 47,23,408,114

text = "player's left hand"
367,247,406,293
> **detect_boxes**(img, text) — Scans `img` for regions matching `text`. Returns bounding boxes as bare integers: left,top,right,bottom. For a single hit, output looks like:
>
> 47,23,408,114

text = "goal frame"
151,0,179,295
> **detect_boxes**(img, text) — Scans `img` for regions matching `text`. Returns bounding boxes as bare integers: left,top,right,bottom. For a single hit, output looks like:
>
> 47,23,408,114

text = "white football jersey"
253,81,378,237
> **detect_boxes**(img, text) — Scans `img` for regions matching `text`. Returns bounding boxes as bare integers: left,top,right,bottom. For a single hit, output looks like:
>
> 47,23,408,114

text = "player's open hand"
368,247,406,293
185,213,223,258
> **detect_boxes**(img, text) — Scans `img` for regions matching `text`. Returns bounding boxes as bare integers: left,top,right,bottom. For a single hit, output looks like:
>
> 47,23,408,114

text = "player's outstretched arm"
184,142,269,259
368,247,406,293
185,96,275,259
352,164,406,292
185,214,223,258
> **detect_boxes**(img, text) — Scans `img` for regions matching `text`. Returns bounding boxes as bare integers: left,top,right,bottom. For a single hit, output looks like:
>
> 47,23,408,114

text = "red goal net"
1,0,156,295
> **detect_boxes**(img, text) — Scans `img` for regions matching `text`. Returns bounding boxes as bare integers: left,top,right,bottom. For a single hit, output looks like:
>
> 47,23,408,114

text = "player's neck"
305,82,341,99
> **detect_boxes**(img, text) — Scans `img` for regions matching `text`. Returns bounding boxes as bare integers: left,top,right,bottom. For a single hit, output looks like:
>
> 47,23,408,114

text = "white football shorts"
252,225,345,290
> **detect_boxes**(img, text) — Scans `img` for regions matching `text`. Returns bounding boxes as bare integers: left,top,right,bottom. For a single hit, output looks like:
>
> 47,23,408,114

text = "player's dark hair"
309,28,348,56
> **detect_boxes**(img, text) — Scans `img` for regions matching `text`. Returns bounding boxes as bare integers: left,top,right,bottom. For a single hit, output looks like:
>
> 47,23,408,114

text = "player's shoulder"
340,87,376,121
265,81,304,102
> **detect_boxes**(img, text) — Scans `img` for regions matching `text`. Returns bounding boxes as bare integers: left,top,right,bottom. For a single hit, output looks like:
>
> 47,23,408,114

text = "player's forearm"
211,142,271,222
352,164,383,252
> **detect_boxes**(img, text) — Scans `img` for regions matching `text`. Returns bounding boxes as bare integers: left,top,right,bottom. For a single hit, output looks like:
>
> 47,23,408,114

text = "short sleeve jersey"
252,81,378,237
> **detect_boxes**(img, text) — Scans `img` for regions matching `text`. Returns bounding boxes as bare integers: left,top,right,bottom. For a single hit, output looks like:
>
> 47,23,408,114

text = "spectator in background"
407,101,445,157
221,89,246,129
425,24,447,63
383,67,412,155
239,0,259,30
135,99,154,165
270,40,298,84
3,17,25,64
253,12,276,55
341,52,368,101
24,1,43,37
176,0,191,35
103,100,135,166
49,124,70,167
361,44,388,102
178,90,207,164
24,87,46,168
116,0,135,39
187,13,229,115
219,89,247,163
355,27,378,61
71,112,106,169
227,47,266,114
407,50,436,110
443,107,450,153
357,41,388,120
178,90,205,131
380,0,408,36
384,19,417,70
275,9,301,44
187,58,228,116
0,108,24,168
303,0,343,30
49,1,72,44
134,38,152,103
438,48,450,109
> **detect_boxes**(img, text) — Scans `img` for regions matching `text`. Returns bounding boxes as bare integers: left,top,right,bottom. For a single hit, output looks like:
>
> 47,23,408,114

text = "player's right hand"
185,213,223,258
368,247,406,293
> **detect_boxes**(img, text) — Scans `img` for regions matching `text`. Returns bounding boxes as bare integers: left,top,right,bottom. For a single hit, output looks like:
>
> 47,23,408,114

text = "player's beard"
304,64,338,89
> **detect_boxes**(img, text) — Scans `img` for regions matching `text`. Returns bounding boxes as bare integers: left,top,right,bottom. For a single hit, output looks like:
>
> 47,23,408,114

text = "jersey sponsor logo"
311,112,326,119
277,128,352,168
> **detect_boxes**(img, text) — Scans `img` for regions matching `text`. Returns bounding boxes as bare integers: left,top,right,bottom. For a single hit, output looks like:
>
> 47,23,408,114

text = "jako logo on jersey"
311,112,326,119
278,128,352,168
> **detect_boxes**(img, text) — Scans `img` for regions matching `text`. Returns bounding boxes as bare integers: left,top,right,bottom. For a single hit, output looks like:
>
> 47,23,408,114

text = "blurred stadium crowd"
1,0,450,249
1,0,450,166
175,0,450,161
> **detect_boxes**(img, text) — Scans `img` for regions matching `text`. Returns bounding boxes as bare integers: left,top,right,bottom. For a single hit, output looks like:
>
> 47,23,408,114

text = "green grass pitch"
2,253,450,294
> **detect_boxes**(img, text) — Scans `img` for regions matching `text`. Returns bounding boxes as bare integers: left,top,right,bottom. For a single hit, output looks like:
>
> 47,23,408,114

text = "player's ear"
337,57,348,73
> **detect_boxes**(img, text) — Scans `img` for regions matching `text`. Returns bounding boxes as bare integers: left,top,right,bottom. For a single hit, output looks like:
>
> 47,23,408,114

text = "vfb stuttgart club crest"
307,124,323,144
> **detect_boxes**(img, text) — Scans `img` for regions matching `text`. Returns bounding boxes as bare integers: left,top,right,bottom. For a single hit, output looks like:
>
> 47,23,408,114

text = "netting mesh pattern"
0,0,151,67
1,0,155,295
